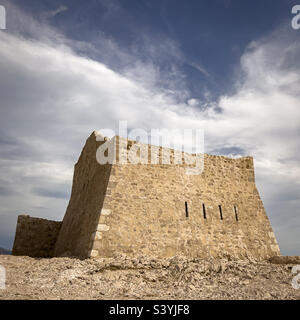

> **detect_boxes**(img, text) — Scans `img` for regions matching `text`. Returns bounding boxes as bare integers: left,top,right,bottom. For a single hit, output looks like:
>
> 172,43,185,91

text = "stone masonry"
13,131,281,260
12,215,61,258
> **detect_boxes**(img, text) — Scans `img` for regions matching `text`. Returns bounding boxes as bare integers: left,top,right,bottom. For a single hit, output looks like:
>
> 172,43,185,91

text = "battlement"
91,132,254,169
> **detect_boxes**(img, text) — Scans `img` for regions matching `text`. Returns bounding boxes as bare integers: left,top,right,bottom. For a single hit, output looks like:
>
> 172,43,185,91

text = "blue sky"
0,0,299,255
12,0,298,96
12,0,299,99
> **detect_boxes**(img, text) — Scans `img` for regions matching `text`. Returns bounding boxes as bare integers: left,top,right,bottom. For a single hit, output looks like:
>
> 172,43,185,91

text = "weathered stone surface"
12,132,281,260
269,256,300,264
89,135,280,260
90,250,98,257
53,132,112,258
94,231,102,240
97,224,109,232
12,215,61,258
101,209,111,216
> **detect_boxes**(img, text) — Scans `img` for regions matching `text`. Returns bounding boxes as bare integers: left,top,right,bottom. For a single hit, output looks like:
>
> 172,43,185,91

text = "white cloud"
200,30,300,255
0,5,299,254
187,98,200,107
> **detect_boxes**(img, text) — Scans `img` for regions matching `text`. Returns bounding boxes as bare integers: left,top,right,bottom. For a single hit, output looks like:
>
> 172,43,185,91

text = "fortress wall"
11,133,280,260
12,215,61,258
54,132,112,258
91,137,280,260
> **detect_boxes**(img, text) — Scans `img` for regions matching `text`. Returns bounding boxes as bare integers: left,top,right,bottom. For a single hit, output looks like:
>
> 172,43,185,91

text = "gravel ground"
0,255,299,300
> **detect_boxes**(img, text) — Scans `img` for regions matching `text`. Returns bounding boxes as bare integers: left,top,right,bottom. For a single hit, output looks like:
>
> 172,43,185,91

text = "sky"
0,0,299,255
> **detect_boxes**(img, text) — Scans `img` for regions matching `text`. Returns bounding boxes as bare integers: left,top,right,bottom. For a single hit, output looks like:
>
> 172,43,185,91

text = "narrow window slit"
234,205,238,221
185,201,189,218
202,203,206,219
219,205,223,220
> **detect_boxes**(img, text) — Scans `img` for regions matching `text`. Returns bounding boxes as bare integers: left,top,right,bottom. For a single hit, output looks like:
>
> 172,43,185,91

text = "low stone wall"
12,215,62,258
269,256,300,264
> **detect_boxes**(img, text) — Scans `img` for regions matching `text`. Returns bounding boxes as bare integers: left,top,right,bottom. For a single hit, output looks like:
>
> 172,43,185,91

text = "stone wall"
12,215,61,258
54,132,112,258
32,132,280,260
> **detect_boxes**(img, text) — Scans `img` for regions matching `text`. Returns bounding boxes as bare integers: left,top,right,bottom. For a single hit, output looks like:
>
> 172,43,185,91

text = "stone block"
97,224,110,232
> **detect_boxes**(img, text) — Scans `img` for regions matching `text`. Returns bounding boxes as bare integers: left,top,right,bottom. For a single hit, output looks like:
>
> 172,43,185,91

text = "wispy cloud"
187,60,212,79
45,5,68,19
0,3,299,254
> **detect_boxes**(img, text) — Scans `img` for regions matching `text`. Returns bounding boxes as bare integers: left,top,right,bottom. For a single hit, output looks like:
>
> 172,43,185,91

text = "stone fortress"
12,131,281,260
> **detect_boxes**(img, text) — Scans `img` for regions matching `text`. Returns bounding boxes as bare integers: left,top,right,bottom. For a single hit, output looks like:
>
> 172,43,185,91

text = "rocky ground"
0,255,299,300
